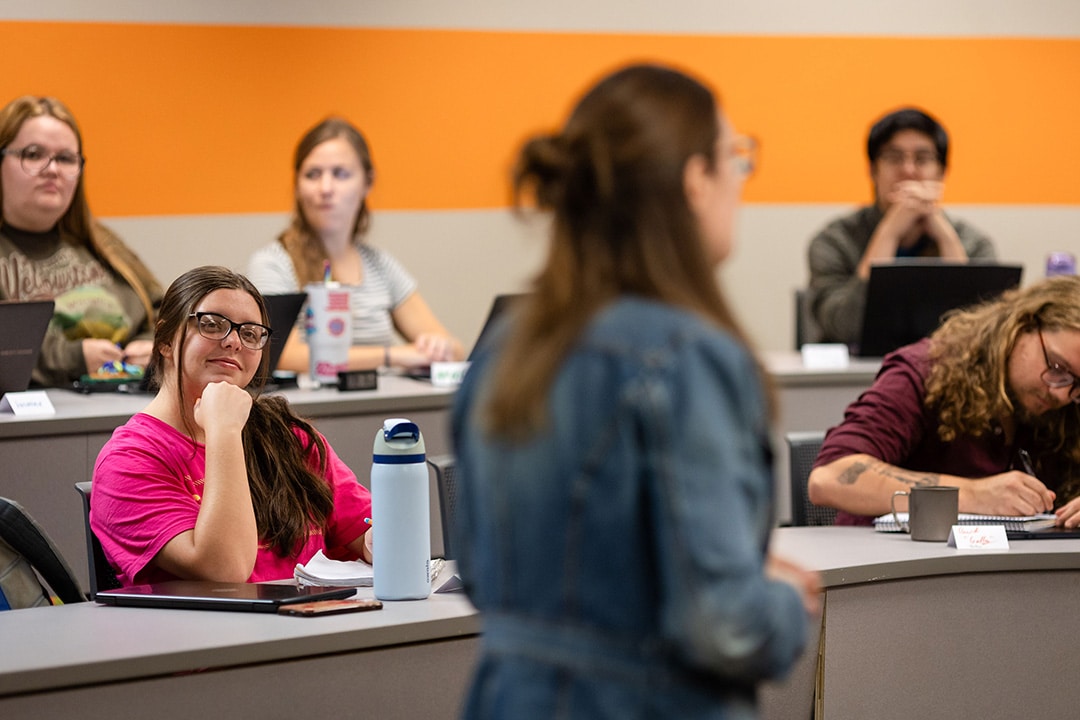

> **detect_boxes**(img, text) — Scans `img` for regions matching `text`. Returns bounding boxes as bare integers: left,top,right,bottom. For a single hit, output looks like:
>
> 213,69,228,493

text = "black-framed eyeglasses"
1036,324,1080,403
876,149,940,170
0,144,84,179
189,312,271,351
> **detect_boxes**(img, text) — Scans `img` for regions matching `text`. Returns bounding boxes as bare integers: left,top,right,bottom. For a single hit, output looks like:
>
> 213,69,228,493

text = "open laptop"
0,300,54,396
96,579,356,612
402,293,525,380
856,261,1022,357
469,293,525,361
262,292,308,376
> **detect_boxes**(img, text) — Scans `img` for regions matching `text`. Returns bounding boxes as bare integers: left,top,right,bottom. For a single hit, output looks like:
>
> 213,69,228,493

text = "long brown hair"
0,95,158,323
277,117,375,284
148,266,334,557
486,63,769,436
926,275,1080,461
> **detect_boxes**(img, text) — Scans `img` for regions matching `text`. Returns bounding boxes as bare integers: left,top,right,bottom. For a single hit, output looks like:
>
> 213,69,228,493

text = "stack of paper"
295,550,374,587
294,550,447,587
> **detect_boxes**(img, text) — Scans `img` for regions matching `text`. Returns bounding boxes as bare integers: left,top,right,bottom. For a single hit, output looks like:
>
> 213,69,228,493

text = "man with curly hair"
808,276,1080,526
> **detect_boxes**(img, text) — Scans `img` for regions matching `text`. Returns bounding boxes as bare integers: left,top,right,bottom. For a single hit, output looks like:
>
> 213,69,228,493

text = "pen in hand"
1017,448,1036,477
1017,448,1057,516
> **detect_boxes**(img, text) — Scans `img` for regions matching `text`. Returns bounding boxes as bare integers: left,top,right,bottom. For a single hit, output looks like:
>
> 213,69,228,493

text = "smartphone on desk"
279,598,383,616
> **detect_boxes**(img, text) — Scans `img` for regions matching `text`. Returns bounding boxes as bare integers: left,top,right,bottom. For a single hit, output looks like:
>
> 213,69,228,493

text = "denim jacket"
451,297,808,720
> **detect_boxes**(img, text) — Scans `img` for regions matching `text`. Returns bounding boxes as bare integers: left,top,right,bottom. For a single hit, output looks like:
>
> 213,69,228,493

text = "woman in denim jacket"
451,64,820,719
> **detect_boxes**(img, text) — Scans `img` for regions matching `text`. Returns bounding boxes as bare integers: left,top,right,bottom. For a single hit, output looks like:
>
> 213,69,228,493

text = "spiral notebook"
874,512,1080,539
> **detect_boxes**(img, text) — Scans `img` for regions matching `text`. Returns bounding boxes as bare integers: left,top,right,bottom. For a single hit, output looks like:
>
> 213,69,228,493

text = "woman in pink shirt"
92,265,372,585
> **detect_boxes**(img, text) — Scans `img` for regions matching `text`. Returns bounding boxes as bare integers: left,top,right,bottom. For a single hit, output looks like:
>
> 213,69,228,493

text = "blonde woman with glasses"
0,96,162,385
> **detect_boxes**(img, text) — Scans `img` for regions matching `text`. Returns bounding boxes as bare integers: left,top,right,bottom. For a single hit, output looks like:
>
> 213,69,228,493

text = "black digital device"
857,261,1022,357
338,369,378,391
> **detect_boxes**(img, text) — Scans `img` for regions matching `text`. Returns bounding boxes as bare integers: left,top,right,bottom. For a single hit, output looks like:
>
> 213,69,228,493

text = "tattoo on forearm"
836,459,940,488
838,461,871,485
871,461,940,487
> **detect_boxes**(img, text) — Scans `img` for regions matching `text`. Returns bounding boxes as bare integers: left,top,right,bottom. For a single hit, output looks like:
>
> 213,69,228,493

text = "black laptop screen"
857,261,1022,358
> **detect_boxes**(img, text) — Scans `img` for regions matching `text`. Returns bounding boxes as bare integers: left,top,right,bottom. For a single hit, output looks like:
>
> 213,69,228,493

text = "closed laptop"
96,580,356,612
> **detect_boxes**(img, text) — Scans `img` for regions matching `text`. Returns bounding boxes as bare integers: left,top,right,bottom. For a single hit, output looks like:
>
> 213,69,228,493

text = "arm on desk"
808,453,1056,517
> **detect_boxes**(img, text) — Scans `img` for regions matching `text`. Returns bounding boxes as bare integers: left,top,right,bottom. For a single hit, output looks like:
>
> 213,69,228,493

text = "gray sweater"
806,205,996,346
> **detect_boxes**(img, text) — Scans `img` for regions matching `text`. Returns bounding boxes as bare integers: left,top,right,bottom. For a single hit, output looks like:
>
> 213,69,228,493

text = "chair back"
74,482,123,597
795,288,823,349
786,431,836,526
426,454,458,560
0,496,86,608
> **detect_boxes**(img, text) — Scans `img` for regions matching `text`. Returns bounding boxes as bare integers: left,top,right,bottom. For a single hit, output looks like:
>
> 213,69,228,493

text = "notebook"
857,261,1022,357
0,300,54,396
874,512,1080,539
95,579,356,612
262,292,308,375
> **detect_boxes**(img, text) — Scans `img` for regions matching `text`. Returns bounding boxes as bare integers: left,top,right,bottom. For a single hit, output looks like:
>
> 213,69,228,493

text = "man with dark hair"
807,107,996,346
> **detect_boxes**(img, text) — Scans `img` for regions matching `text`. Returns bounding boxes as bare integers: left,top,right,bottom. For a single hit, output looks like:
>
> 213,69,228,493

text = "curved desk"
0,377,455,591
0,574,479,719
761,527,1080,718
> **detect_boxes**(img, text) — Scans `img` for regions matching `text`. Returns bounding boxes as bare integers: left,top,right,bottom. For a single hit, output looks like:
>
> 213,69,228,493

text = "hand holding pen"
1016,448,1056,516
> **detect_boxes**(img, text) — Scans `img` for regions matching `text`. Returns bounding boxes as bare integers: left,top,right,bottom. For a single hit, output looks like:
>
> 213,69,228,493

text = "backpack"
0,497,86,610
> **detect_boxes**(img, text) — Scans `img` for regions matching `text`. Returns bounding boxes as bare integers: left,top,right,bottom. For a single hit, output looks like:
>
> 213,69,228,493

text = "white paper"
294,549,374,587
431,361,470,387
800,343,850,369
948,524,1009,550
0,390,55,416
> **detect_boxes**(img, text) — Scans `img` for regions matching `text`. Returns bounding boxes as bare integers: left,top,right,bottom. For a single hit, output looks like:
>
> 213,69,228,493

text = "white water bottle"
371,418,431,600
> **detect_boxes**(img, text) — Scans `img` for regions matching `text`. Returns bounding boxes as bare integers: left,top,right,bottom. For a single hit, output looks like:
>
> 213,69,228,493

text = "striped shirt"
247,241,417,346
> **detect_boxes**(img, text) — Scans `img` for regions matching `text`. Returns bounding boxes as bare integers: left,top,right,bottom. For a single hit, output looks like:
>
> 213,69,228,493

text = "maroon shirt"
814,339,1072,525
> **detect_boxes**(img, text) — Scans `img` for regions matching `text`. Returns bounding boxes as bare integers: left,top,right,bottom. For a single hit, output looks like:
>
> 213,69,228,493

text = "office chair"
794,288,823,349
786,431,836,526
426,454,458,560
73,482,123,597
0,496,86,608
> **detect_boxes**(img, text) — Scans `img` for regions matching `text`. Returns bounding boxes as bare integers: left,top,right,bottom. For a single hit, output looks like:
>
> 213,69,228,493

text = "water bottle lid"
382,418,419,440
373,417,426,461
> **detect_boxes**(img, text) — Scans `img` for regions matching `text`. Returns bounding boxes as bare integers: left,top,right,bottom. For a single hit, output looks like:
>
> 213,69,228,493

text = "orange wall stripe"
0,22,1077,215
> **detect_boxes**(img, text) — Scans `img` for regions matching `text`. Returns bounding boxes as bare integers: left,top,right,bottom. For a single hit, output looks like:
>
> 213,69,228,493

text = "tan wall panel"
6,1,1080,37
105,206,1080,354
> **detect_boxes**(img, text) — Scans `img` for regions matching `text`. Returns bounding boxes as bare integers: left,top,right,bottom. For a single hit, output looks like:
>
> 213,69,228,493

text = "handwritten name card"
948,524,1009,550
0,390,55,417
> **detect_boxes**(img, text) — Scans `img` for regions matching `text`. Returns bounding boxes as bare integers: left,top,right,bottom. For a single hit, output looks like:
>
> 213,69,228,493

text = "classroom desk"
6,530,1078,720
759,527,1080,718
0,376,455,592
1,355,876,590
764,351,881,525
0,574,480,719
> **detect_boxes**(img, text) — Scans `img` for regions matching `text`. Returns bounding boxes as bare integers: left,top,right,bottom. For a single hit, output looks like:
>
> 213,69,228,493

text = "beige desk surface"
770,525,1080,585
0,374,454,439
0,578,478,698
762,350,881,387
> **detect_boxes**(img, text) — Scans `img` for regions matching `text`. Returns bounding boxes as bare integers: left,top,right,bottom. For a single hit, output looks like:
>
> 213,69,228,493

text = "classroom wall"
2,2,1078,352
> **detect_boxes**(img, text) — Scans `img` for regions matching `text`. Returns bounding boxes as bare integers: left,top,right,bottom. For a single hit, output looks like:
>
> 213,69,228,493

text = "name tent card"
0,390,55,416
800,343,850,370
948,524,1009,550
